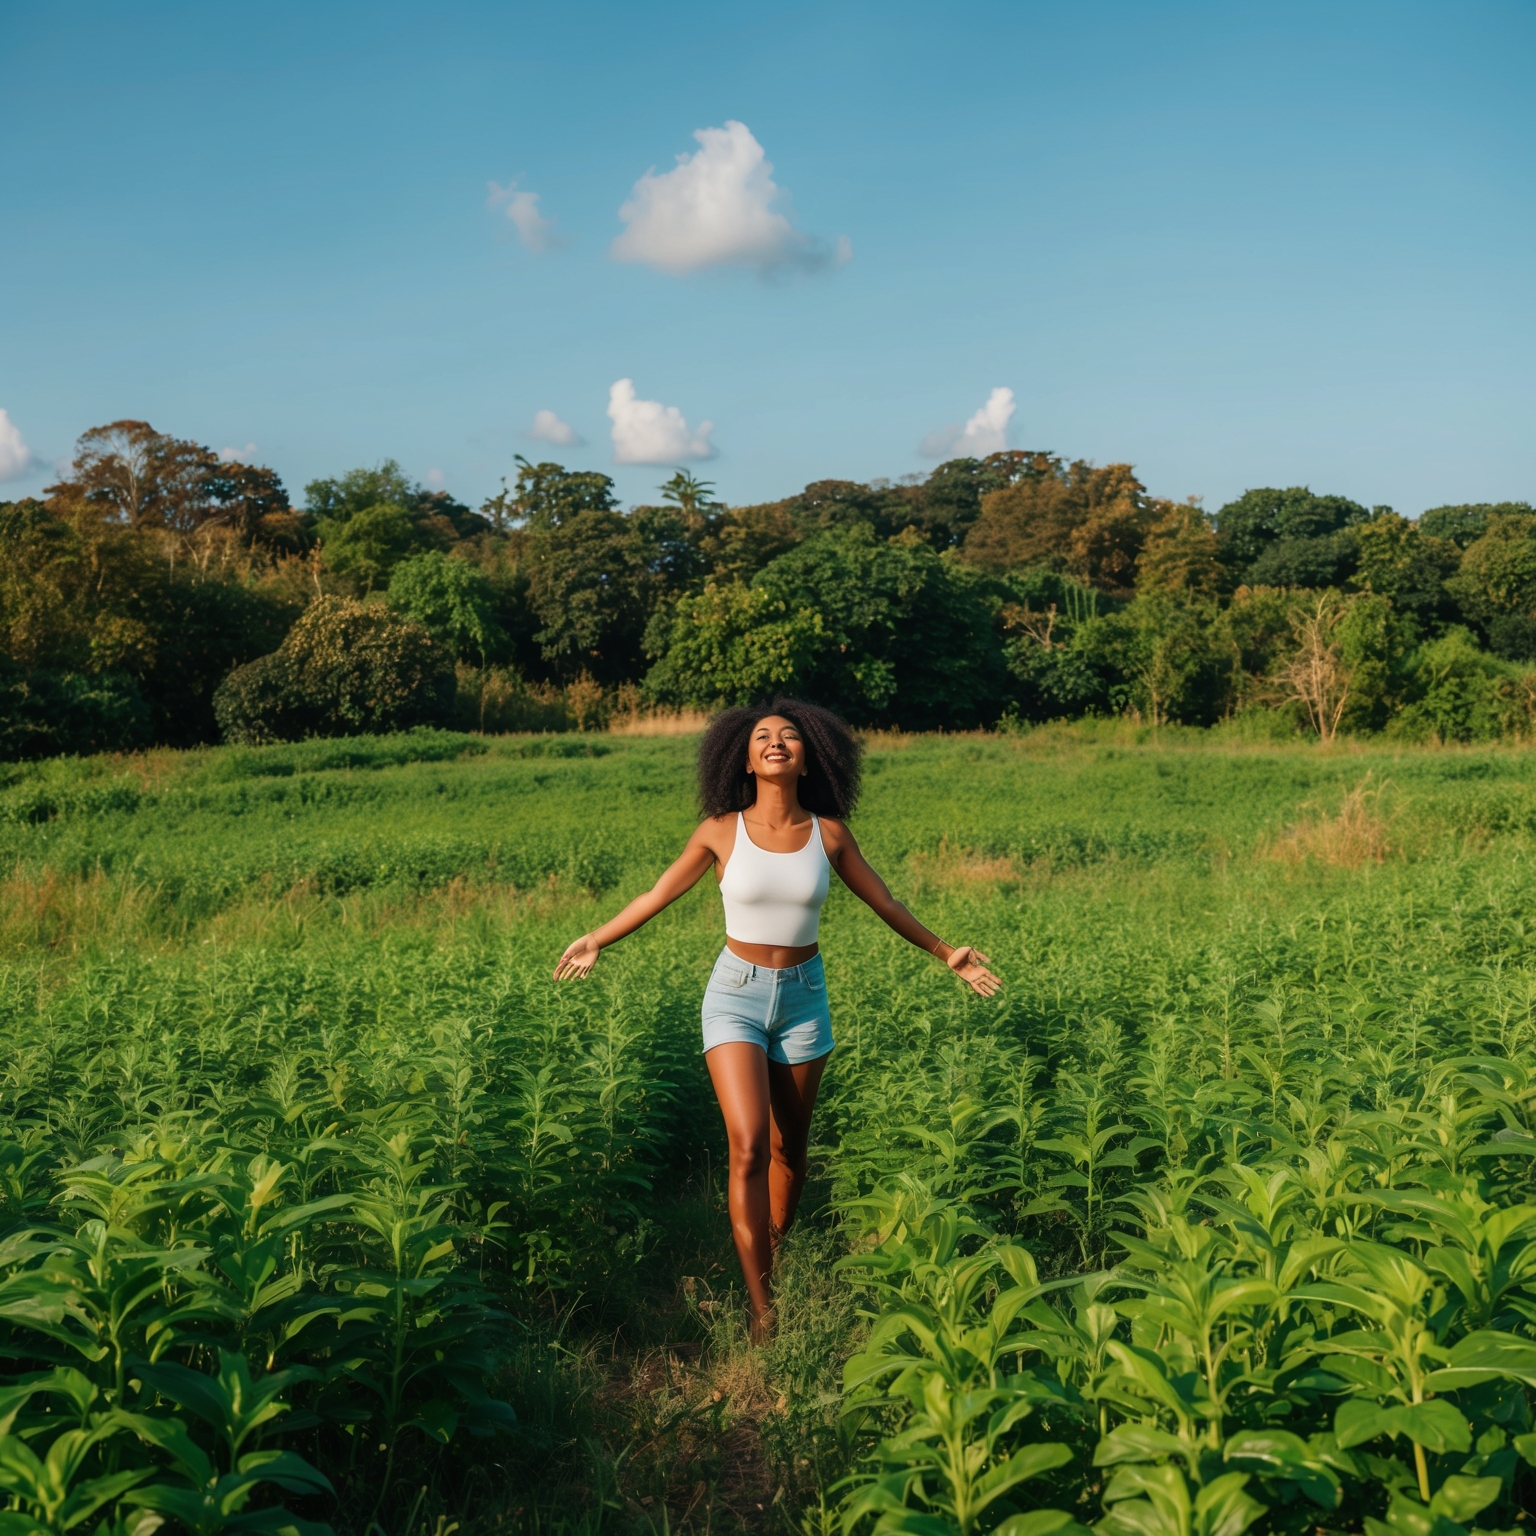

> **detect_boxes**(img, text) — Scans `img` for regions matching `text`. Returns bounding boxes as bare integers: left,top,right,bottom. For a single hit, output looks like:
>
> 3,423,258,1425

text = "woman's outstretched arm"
554,823,721,979
820,820,1001,997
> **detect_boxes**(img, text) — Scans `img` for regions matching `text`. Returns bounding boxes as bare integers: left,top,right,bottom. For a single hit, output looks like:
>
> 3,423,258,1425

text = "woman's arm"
821,821,1001,998
554,824,721,979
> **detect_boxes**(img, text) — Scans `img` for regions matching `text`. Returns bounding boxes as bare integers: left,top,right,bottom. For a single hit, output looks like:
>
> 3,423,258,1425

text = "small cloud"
0,410,37,482
919,387,1017,458
218,442,257,462
487,178,558,252
607,379,715,464
611,120,845,276
425,467,445,488
528,409,584,448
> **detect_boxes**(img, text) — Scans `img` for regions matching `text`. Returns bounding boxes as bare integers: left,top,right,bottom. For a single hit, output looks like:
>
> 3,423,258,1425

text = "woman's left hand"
947,945,1001,997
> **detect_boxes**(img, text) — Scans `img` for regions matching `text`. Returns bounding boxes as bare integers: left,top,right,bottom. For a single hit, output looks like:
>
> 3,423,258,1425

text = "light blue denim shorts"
701,949,835,1064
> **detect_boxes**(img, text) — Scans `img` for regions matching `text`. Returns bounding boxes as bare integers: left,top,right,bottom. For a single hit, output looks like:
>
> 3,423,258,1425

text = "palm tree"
658,470,719,520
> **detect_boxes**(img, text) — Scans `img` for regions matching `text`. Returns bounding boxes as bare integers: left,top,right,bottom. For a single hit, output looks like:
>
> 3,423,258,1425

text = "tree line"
3,415,1534,756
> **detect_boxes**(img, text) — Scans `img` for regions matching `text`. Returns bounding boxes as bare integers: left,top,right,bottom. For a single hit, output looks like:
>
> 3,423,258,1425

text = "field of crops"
4,726,1536,1536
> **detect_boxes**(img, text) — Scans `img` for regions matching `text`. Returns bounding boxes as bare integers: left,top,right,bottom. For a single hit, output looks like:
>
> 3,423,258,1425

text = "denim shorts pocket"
714,964,750,989
804,971,825,991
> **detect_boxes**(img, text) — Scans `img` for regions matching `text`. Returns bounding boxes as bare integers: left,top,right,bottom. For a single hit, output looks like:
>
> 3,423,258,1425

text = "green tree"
648,526,1009,728
1446,514,1536,628
1352,512,1461,632
316,502,427,592
1418,501,1535,548
643,583,828,707
0,496,297,751
1214,486,1371,588
698,501,801,581
524,508,655,683
505,457,620,528
307,462,486,588
213,595,454,744
388,552,506,665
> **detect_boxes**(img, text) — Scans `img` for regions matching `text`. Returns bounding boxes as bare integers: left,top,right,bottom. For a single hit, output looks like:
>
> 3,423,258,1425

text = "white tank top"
719,812,830,947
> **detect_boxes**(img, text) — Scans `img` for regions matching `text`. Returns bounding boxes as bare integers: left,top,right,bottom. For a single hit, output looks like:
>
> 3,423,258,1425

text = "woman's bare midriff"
726,937,819,969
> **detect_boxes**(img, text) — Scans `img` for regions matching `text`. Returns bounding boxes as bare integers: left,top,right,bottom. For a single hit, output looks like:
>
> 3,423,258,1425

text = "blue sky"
2,0,1532,515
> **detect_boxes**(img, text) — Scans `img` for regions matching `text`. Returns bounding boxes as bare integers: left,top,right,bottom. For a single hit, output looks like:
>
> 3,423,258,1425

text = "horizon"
3,0,1533,517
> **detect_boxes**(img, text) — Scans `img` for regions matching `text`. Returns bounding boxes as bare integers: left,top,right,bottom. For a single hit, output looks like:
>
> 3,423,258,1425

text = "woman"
555,698,999,1341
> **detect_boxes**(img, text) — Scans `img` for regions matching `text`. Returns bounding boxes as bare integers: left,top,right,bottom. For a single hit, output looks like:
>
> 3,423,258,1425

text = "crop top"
718,812,830,947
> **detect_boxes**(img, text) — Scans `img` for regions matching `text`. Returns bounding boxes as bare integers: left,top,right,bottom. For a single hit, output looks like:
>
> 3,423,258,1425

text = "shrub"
0,665,152,760
452,663,572,733
1391,627,1536,743
214,595,454,744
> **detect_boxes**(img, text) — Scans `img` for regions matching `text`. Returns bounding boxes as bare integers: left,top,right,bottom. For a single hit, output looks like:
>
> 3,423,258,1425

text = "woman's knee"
729,1131,771,1179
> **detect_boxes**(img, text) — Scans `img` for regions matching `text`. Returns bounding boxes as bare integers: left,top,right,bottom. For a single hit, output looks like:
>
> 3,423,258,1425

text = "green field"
4,728,1536,1535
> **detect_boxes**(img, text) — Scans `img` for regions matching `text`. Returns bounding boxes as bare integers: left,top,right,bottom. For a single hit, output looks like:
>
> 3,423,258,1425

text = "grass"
4,727,1536,1532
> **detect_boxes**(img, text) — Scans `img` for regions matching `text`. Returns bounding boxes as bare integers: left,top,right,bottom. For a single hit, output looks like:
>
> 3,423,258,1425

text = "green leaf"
1223,1429,1341,1510
1381,1400,1472,1454
991,1513,1090,1536
1427,1475,1500,1523
1094,1425,1192,1468
1192,1472,1265,1536
1335,1397,1395,1448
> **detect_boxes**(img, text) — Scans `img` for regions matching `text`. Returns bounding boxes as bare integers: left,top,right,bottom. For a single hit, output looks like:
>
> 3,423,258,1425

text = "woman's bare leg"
704,1043,775,1337
767,1054,828,1247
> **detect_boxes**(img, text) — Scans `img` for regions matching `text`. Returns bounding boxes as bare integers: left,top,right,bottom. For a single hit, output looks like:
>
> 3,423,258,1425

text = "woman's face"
746,715,807,786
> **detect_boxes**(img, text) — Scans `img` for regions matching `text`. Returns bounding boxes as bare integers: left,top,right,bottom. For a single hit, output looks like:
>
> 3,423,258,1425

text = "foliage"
213,596,454,744
387,552,506,665
1447,516,1536,649
0,496,301,755
1354,513,1462,632
1419,504,1536,550
10,418,1536,757
647,528,1010,728
1392,628,1536,743
1214,487,1373,589
962,459,1160,596
0,664,152,760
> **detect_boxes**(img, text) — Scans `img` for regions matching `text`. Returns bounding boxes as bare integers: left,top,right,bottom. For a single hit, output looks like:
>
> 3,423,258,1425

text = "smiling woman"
554,696,999,1341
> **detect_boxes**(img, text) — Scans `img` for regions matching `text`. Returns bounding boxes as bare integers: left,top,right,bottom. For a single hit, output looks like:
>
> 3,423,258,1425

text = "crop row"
820,984,1536,1535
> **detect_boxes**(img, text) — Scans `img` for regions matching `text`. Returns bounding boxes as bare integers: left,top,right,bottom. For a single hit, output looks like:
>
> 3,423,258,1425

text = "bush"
1391,627,1536,743
214,595,454,744
0,665,152,760
452,664,573,733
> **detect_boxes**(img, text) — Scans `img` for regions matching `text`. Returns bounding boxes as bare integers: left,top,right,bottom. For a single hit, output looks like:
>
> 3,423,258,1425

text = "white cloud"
425,467,445,488
487,178,557,252
612,120,844,275
0,411,37,482
528,408,584,447
218,442,256,462
607,379,715,464
919,387,1017,458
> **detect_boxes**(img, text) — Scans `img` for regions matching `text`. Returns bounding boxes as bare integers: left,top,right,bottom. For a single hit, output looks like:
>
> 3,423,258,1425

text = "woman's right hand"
554,935,601,980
